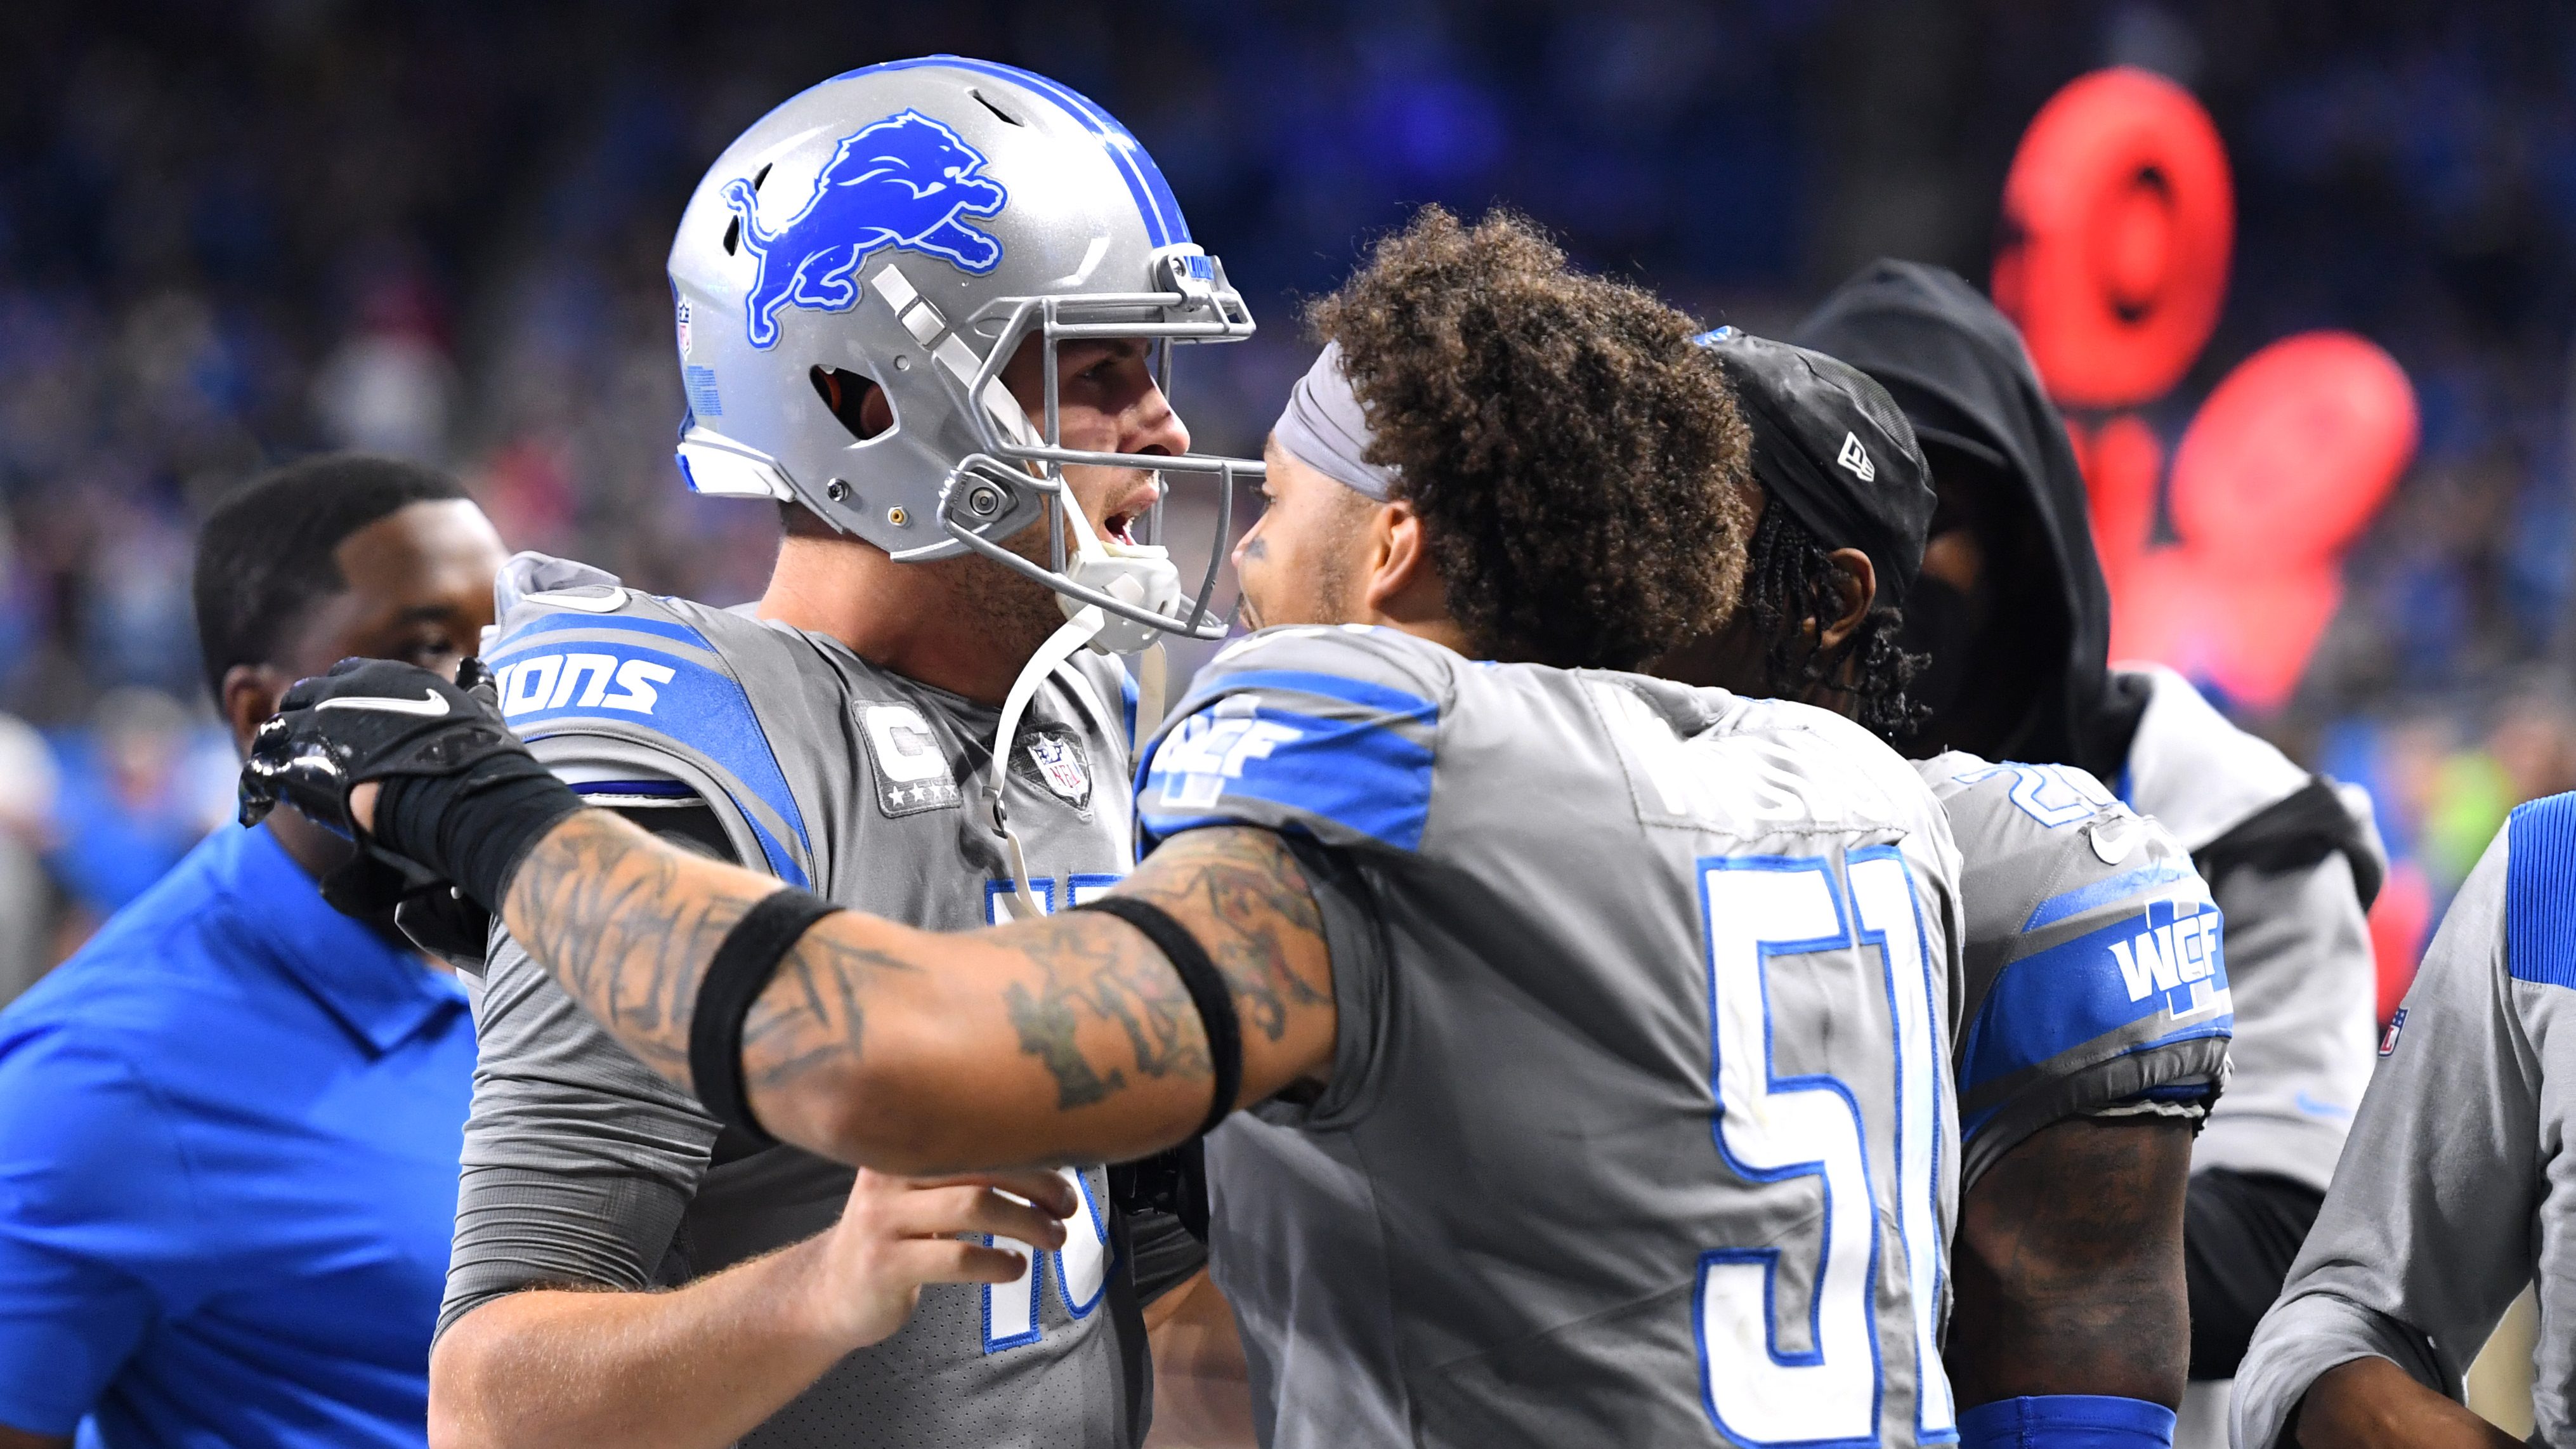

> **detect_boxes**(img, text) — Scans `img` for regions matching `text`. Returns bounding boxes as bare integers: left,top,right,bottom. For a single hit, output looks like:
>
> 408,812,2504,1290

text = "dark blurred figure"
0,456,506,1449
1795,262,2387,1441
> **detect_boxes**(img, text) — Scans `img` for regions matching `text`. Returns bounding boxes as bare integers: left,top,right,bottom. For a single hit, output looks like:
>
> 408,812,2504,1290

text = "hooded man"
1789,261,2386,1441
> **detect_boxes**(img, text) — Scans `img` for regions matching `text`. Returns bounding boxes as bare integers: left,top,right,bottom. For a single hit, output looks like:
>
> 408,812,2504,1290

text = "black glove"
240,657,585,915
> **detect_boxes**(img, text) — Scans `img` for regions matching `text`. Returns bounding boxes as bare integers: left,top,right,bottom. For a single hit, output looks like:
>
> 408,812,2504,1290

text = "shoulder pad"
1191,624,1457,711
487,591,815,888
1138,626,1449,855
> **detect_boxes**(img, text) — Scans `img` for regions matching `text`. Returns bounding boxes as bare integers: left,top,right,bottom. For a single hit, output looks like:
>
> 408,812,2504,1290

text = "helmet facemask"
930,244,1260,653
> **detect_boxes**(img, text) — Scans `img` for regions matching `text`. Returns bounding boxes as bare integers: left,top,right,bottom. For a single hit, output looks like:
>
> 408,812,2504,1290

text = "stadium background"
0,0,2565,1026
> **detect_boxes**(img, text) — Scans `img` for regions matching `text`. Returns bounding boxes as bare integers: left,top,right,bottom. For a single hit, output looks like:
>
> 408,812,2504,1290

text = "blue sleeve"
0,1025,202,1433
1135,628,1446,856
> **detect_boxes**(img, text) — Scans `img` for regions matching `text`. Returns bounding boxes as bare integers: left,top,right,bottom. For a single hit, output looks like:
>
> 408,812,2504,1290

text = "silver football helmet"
666,56,1259,648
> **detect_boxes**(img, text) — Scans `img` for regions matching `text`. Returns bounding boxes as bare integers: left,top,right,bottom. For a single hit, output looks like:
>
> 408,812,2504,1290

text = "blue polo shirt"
0,823,474,1446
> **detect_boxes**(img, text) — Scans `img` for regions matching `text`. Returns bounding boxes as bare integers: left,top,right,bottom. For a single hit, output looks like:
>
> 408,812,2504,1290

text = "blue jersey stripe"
1141,705,1434,852
2022,860,2195,931
1959,901,2230,1097
2508,792,2576,987
572,779,698,799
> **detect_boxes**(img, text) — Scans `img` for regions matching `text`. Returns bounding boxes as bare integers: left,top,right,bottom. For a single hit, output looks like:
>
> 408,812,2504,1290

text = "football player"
1656,328,2233,1449
403,59,1263,1449
2233,803,2564,1449
1791,262,2384,1443
245,207,1973,1448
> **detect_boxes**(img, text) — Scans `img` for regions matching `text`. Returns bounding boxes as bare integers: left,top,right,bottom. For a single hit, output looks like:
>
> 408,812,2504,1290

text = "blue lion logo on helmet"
723,108,1009,350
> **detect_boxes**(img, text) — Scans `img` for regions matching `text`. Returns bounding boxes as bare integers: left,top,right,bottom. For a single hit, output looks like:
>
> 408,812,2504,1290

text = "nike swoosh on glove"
242,657,585,919
240,657,520,838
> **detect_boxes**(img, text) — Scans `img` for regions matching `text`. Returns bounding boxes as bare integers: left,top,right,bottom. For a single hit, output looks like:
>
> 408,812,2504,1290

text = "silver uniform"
2116,664,2379,1191
1135,624,1967,1449
440,563,1153,1448
1920,751,2233,1188
2234,794,2576,1449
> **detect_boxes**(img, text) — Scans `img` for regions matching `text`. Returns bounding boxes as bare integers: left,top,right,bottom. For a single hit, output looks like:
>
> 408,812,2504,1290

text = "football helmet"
666,56,1259,646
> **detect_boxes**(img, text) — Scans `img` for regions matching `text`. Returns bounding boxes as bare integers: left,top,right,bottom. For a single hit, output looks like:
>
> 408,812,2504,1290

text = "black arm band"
688,888,844,1146
1073,896,1242,1139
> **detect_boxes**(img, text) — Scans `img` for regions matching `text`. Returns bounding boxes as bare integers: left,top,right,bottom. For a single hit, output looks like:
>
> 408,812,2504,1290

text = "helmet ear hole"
811,365,896,442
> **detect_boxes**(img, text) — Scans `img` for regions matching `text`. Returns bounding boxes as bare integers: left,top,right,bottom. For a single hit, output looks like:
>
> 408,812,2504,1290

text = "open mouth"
1102,509,1139,546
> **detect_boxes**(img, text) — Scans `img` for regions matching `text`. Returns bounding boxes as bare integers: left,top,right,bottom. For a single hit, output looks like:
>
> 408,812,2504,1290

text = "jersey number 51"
1696,849,1956,1448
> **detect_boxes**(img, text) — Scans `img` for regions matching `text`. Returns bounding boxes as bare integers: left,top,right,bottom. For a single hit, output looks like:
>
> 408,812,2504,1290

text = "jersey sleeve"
438,927,717,1340
2232,825,2533,1449
1921,754,2234,1188
0,1028,200,1433
1135,626,1451,856
487,571,818,888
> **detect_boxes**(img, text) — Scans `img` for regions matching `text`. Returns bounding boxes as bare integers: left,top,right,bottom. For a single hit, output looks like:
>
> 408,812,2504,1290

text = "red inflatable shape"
2076,413,2163,597
2370,858,2431,1027
2109,548,2343,712
2167,331,2417,569
1994,67,2233,409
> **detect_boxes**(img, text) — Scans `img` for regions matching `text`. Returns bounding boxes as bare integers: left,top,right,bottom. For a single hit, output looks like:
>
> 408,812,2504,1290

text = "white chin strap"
985,491,1184,922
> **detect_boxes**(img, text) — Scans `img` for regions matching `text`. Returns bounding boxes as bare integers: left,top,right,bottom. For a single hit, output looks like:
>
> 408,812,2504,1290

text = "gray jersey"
1134,624,1967,1449
2234,794,2576,1449
2116,665,2379,1193
1919,752,2232,1188
441,561,1151,1448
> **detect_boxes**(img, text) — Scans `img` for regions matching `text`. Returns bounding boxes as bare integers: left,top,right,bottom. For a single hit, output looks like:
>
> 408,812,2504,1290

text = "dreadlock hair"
1742,500,1930,741
1308,206,1755,670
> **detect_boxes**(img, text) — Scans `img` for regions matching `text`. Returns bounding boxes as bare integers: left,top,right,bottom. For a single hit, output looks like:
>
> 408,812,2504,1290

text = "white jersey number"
1696,849,1954,1447
979,874,1121,1352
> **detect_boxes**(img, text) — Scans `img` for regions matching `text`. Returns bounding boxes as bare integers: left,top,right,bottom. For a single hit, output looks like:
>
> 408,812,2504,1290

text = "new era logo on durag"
1837,432,1876,482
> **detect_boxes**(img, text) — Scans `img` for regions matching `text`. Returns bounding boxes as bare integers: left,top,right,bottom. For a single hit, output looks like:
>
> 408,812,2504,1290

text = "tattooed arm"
1944,1116,2196,1410
492,806,1338,1173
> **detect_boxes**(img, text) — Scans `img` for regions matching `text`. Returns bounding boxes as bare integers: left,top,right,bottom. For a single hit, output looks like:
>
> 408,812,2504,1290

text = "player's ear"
220,662,289,760
1815,547,1877,655
1362,501,1434,614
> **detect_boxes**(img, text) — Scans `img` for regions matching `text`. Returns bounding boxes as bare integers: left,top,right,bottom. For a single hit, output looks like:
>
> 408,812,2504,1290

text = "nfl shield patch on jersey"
1014,726,1093,811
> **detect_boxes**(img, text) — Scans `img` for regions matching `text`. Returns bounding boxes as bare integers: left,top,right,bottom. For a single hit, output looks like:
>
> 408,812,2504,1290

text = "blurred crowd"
0,0,2568,987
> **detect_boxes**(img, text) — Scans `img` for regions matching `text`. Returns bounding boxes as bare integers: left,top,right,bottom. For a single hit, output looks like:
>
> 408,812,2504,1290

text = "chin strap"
984,487,1186,922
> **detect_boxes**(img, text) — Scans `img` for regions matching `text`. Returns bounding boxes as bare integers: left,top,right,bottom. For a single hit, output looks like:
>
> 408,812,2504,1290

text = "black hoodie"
1791,259,2145,781
1793,259,2384,914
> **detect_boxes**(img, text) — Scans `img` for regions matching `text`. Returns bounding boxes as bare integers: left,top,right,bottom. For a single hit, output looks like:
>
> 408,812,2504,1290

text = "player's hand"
240,656,574,920
239,656,515,838
802,1167,1079,1351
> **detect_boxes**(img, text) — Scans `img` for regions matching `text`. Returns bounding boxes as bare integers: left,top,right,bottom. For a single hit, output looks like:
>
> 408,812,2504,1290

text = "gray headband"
1273,341,1395,501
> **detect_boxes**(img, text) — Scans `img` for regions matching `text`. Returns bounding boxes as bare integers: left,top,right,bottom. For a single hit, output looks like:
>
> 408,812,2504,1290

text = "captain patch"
861,702,960,817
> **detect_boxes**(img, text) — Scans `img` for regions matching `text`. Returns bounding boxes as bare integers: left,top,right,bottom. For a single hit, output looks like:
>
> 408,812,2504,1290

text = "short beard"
924,517,1071,670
